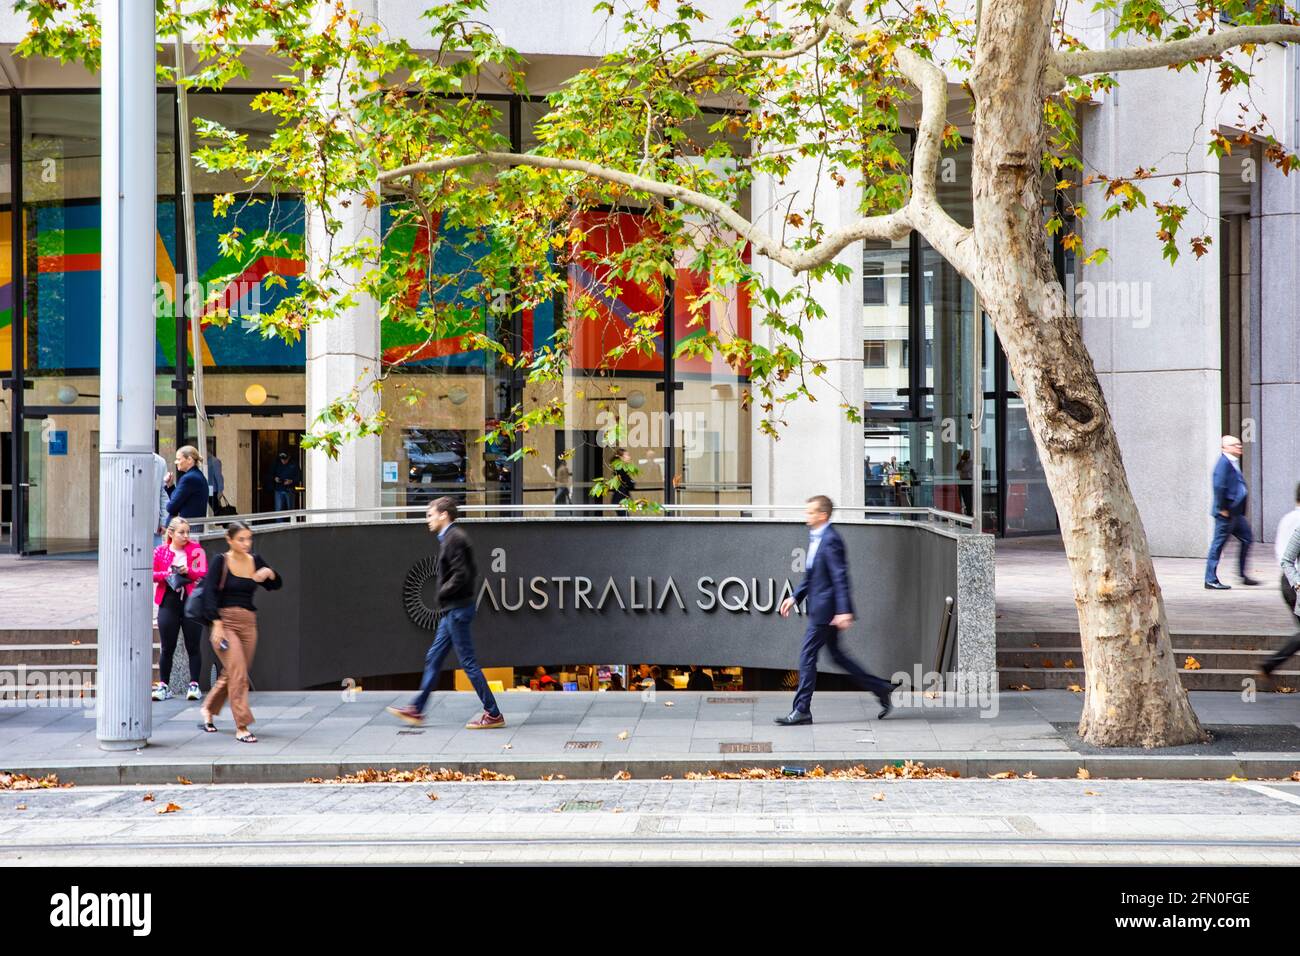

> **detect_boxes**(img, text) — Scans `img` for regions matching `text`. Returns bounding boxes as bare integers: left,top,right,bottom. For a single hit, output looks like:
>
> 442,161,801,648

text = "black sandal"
235,732,258,744
198,713,217,733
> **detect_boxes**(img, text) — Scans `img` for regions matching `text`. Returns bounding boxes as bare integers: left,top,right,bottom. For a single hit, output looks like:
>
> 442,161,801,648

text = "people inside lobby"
687,665,715,691
270,451,302,513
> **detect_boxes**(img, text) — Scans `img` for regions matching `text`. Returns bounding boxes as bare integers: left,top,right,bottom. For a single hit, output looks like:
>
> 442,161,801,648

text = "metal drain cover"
565,740,601,750
719,741,772,754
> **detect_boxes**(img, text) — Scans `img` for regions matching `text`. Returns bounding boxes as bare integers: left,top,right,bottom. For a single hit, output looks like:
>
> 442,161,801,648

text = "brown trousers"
203,607,258,728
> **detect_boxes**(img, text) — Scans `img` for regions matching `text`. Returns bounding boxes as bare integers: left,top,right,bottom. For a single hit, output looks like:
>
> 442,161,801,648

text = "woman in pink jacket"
152,517,208,701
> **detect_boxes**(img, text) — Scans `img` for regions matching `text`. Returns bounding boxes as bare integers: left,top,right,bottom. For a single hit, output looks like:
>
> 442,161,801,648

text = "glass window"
862,236,909,416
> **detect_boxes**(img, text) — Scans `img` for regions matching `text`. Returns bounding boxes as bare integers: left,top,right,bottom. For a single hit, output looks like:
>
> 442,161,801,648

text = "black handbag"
213,496,237,517
184,557,228,625
164,571,189,592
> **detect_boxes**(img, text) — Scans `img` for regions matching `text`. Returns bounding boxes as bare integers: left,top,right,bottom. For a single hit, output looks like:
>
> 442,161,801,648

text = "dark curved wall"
199,519,965,691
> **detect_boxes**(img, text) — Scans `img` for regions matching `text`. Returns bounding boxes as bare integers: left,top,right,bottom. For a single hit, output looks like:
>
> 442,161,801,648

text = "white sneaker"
186,682,201,701
151,682,168,702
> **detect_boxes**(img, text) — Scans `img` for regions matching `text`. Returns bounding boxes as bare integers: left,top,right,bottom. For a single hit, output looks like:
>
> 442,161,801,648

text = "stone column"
749,147,864,512
304,0,381,520
1080,67,1223,558
1257,158,1300,545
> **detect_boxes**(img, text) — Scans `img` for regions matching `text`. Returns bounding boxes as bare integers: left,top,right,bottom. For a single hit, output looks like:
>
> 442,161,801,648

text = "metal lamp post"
97,0,157,750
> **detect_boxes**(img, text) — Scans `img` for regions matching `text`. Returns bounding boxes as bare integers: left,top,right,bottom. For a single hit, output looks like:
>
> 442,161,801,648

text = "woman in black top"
198,521,283,743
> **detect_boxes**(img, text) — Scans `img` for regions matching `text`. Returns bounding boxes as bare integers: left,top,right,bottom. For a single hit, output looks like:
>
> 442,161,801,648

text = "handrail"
190,502,978,532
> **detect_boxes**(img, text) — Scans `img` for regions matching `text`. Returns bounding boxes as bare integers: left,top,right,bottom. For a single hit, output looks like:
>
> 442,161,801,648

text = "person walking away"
197,520,282,743
956,450,974,517
152,452,170,547
776,495,897,724
270,451,300,514
152,517,207,701
387,497,505,729
207,442,225,514
1205,435,1258,589
166,445,209,521
1261,518,1300,676
554,462,573,507
687,665,714,691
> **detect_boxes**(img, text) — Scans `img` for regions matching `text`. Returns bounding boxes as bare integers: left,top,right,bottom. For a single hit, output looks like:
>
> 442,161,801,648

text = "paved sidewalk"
4,778,1299,865
995,536,1293,634
3,690,1298,784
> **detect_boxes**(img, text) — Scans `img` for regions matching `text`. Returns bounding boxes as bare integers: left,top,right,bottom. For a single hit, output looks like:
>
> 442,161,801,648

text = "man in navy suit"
775,495,896,725
1205,435,1258,590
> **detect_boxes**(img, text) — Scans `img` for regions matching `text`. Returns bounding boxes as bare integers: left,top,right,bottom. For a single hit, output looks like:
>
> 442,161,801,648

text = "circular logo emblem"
402,556,439,630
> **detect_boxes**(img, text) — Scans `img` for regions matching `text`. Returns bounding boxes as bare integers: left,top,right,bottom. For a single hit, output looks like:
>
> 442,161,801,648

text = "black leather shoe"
773,711,812,726
1241,576,1260,586
876,693,894,720
1204,581,1231,590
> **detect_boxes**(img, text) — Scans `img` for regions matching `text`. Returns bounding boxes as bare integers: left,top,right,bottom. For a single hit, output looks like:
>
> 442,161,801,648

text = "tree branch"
378,150,911,273
1052,23,1300,87
668,0,854,81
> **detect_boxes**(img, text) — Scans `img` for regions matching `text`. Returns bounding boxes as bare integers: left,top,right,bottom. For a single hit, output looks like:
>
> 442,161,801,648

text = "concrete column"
304,0,381,520
97,0,156,750
1257,158,1300,544
750,139,864,511
1080,67,1223,558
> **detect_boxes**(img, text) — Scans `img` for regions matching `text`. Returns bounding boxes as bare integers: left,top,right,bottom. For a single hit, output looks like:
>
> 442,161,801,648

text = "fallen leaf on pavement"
501,744,512,750
142,793,154,802
1063,659,1077,669
1008,684,1032,691
663,701,674,707
871,792,885,801
309,766,516,784
617,731,629,740
1183,656,1202,671
156,803,182,814
1023,771,1037,779
0,772,72,791
15,804,26,811
612,770,631,780
1083,789,1099,796
1066,684,1084,693
426,792,438,801
176,776,192,786
1077,768,1091,779
1041,659,1055,668
1276,686,1296,694
1226,773,1247,782
989,771,1017,779
611,807,625,813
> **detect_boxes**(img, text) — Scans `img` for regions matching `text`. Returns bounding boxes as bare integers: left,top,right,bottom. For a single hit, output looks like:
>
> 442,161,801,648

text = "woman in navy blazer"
166,445,209,520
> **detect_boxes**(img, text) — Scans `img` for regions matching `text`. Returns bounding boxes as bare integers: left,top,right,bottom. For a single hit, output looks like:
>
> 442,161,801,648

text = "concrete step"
998,630,1295,651
0,628,101,646
1000,666,1300,692
0,644,161,666
998,647,1295,672
0,628,159,646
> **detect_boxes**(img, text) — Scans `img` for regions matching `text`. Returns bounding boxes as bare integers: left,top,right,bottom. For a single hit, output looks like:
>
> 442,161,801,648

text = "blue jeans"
1205,513,1252,583
274,488,294,514
791,623,894,715
411,604,499,717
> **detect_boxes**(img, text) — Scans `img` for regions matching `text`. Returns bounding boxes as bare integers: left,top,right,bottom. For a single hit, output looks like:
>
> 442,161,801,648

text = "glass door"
20,416,47,554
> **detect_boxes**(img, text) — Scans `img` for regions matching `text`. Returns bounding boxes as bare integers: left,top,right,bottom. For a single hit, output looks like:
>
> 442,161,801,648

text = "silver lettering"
696,577,716,611
751,577,776,613
477,579,500,612
598,577,627,610
657,576,686,611
552,576,569,610
718,576,748,612
574,576,594,609
528,576,549,611
499,577,524,612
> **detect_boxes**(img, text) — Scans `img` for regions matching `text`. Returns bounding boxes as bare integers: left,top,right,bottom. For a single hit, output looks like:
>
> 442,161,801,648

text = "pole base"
97,738,148,752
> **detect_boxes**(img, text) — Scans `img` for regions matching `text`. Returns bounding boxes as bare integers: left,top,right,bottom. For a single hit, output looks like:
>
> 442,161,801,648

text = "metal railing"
189,501,977,534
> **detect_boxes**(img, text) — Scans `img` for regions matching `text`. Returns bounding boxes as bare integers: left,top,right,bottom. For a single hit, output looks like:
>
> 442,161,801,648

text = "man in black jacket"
387,497,505,729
